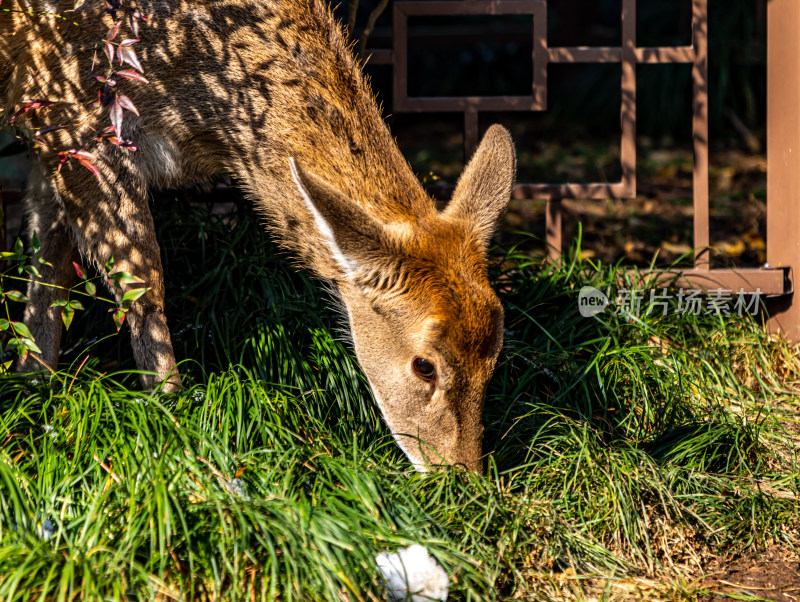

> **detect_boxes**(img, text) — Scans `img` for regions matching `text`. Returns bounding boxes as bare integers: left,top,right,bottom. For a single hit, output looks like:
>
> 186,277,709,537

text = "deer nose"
448,429,484,473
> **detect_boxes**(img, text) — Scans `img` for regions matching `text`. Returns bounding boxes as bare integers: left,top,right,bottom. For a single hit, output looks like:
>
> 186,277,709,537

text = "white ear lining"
289,157,359,278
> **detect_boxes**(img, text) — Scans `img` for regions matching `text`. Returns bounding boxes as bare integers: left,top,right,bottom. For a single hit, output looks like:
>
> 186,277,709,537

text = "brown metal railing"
2,1,797,338
366,0,798,339
766,0,800,340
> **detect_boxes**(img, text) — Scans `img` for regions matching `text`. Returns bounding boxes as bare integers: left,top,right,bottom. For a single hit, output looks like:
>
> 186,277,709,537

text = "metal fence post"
766,0,800,341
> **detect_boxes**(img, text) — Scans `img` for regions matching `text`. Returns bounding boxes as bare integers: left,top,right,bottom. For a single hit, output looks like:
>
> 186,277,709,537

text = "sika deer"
0,0,516,472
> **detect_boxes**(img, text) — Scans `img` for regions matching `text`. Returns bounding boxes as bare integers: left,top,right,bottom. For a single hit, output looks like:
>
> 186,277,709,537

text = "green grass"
1,200,798,600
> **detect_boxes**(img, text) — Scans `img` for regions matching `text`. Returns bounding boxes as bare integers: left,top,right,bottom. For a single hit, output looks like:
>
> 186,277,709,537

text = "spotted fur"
1,0,516,472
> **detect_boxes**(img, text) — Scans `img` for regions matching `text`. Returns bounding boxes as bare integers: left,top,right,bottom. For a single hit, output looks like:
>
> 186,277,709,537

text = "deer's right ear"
290,158,388,279
444,124,516,249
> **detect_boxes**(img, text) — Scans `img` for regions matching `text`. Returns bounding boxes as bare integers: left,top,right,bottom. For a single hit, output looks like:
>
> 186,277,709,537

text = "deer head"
290,125,516,473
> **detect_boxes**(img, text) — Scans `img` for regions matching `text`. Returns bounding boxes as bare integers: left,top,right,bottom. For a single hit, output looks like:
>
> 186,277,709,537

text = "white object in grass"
376,544,448,601
223,477,249,500
42,425,58,442
37,518,56,541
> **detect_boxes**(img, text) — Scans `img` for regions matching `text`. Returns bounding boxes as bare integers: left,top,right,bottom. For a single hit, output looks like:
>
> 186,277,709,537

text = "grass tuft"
1,201,798,600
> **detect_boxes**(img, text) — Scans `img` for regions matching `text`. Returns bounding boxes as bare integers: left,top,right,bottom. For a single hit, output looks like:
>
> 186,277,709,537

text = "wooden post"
766,0,800,341
692,0,709,269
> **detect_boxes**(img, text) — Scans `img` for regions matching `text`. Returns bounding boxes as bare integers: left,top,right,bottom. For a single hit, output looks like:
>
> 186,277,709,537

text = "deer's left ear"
290,158,388,278
444,124,516,248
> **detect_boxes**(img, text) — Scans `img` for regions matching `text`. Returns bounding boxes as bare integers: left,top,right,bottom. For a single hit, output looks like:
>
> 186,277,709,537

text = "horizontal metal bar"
426,181,633,201
547,46,695,64
382,44,697,69
548,47,622,63
394,96,544,112
630,268,792,296
635,46,695,63
395,1,544,17
364,49,393,65
513,181,633,200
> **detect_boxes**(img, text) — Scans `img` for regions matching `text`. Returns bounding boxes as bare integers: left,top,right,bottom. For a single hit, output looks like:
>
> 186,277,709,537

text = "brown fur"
1,0,516,472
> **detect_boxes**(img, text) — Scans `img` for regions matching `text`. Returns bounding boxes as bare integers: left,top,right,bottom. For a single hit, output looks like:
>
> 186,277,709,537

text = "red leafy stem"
57,149,102,183
92,2,147,147
97,126,137,151
104,40,144,74
105,94,141,140
102,0,147,23
116,69,148,83
12,3,149,184
8,99,58,125
35,124,73,137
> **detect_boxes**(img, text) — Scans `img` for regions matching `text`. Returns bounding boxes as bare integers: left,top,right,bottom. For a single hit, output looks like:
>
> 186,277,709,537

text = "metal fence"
365,0,798,341
2,0,798,339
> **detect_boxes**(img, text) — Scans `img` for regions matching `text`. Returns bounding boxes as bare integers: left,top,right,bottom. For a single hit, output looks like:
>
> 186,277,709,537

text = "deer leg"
18,177,78,374
58,161,182,392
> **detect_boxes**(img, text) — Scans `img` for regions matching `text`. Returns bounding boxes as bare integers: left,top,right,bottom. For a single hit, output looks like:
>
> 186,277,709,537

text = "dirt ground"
700,545,800,601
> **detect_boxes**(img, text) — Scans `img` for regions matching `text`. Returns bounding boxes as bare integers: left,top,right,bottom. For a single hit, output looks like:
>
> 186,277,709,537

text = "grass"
0,198,798,600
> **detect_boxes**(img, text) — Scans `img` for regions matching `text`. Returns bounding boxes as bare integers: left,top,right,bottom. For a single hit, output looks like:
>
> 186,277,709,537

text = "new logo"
578,286,609,317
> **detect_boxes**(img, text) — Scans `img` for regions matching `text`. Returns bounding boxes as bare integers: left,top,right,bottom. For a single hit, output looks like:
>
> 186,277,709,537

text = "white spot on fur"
376,545,449,601
289,157,358,277
37,1,60,13
135,132,183,186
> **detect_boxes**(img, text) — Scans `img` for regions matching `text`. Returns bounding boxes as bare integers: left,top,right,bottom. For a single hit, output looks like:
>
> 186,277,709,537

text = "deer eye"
412,357,436,383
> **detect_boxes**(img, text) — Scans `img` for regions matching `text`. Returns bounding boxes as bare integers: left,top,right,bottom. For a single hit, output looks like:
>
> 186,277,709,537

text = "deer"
0,0,516,473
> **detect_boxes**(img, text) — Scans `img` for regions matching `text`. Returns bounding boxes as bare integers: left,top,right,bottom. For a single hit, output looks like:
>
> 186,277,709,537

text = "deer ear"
444,124,516,248
290,158,387,278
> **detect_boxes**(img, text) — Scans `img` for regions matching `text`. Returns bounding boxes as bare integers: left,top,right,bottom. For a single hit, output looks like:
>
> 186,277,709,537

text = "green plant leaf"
121,287,149,306
10,321,33,340
112,308,125,332
5,290,29,303
23,265,41,278
61,305,75,330
109,271,146,286
5,336,39,359
0,319,9,330
20,337,41,354
73,262,87,279
6,338,28,362
85,281,97,297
